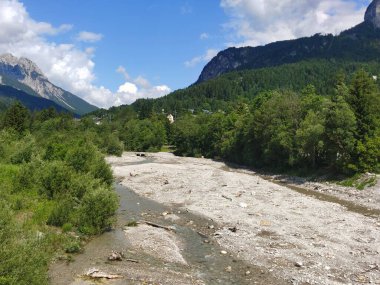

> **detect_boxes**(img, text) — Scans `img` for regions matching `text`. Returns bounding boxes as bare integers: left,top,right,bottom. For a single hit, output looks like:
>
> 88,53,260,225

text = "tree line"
170,70,380,174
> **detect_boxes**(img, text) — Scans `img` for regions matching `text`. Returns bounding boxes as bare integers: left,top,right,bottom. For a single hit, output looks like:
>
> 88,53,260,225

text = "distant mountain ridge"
0,85,69,114
197,0,380,83
0,54,97,115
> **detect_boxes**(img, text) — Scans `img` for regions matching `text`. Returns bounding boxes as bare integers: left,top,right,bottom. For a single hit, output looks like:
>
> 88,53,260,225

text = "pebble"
225,266,232,272
220,250,228,255
245,271,251,276
209,225,215,229
295,261,303,268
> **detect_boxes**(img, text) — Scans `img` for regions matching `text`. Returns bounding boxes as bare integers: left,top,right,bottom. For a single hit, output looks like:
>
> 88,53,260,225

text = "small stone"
325,266,331,271
295,262,303,268
245,271,251,276
204,239,210,244
239,202,248,208
228,226,237,233
209,225,215,229
225,266,232,272
162,212,168,216
108,251,123,261
220,250,228,255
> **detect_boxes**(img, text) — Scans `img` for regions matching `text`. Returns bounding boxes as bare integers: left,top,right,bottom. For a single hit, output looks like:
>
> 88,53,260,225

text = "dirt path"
106,152,380,285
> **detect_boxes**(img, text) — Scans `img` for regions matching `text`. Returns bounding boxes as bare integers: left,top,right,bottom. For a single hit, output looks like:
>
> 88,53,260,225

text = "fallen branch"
125,258,139,263
222,195,232,201
142,220,175,232
84,268,123,279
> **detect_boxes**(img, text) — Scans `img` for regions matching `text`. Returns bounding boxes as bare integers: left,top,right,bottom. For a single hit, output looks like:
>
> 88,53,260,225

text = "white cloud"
0,0,170,109
134,75,151,89
114,66,171,105
116,65,130,80
76,31,103,43
117,82,138,94
185,49,219,68
220,0,369,47
200,33,209,40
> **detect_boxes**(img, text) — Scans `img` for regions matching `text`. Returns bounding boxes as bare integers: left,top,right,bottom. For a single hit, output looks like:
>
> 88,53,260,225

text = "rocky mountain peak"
0,53,46,80
365,0,380,28
0,53,97,114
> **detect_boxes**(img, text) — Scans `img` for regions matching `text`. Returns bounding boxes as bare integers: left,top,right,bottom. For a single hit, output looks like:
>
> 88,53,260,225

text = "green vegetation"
168,70,379,175
0,106,119,284
130,59,380,115
94,68,379,177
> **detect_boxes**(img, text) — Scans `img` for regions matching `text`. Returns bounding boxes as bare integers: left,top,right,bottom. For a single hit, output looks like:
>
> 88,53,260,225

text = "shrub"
0,203,50,285
65,143,97,173
13,159,41,192
62,223,73,233
64,240,81,254
103,134,124,156
47,198,77,227
91,158,114,186
77,187,118,235
69,173,101,199
40,161,73,199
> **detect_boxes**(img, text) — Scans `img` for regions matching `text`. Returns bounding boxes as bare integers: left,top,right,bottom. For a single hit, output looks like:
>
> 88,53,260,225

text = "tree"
324,95,357,172
348,70,380,139
2,102,29,133
296,111,325,168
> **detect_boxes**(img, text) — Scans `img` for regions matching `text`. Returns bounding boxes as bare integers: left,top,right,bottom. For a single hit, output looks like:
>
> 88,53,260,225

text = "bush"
64,240,81,254
103,134,124,156
7,134,37,164
77,187,118,235
65,143,97,173
62,223,73,233
0,203,50,285
40,161,73,199
13,159,41,192
91,158,114,186
47,198,77,227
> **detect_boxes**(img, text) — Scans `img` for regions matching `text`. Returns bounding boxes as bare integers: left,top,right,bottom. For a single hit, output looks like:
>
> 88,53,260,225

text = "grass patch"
339,173,377,190
126,220,138,227
160,145,175,153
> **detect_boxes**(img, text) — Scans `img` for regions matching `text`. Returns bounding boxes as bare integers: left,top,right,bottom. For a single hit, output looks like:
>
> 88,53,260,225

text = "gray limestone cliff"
197,0,380,84
0,54,97,115
365,0,380,28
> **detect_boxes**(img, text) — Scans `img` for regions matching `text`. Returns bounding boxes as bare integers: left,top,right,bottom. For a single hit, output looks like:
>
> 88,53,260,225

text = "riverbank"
107,152,380,285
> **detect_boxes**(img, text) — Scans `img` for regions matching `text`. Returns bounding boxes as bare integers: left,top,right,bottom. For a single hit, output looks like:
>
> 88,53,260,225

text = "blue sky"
0,0,371,108
21,0,226,89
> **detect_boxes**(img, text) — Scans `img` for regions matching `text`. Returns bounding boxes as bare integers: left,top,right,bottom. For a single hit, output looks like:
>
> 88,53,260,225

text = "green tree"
348,70,380,139
296,111,325,168
324,95,357,172
2,102,29,133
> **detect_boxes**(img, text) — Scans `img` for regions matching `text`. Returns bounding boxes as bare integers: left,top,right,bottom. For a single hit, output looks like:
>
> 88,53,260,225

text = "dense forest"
131,59,380,115
171,70,380,174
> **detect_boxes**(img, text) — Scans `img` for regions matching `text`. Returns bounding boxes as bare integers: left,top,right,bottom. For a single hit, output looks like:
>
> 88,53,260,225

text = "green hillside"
131,59,380,115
